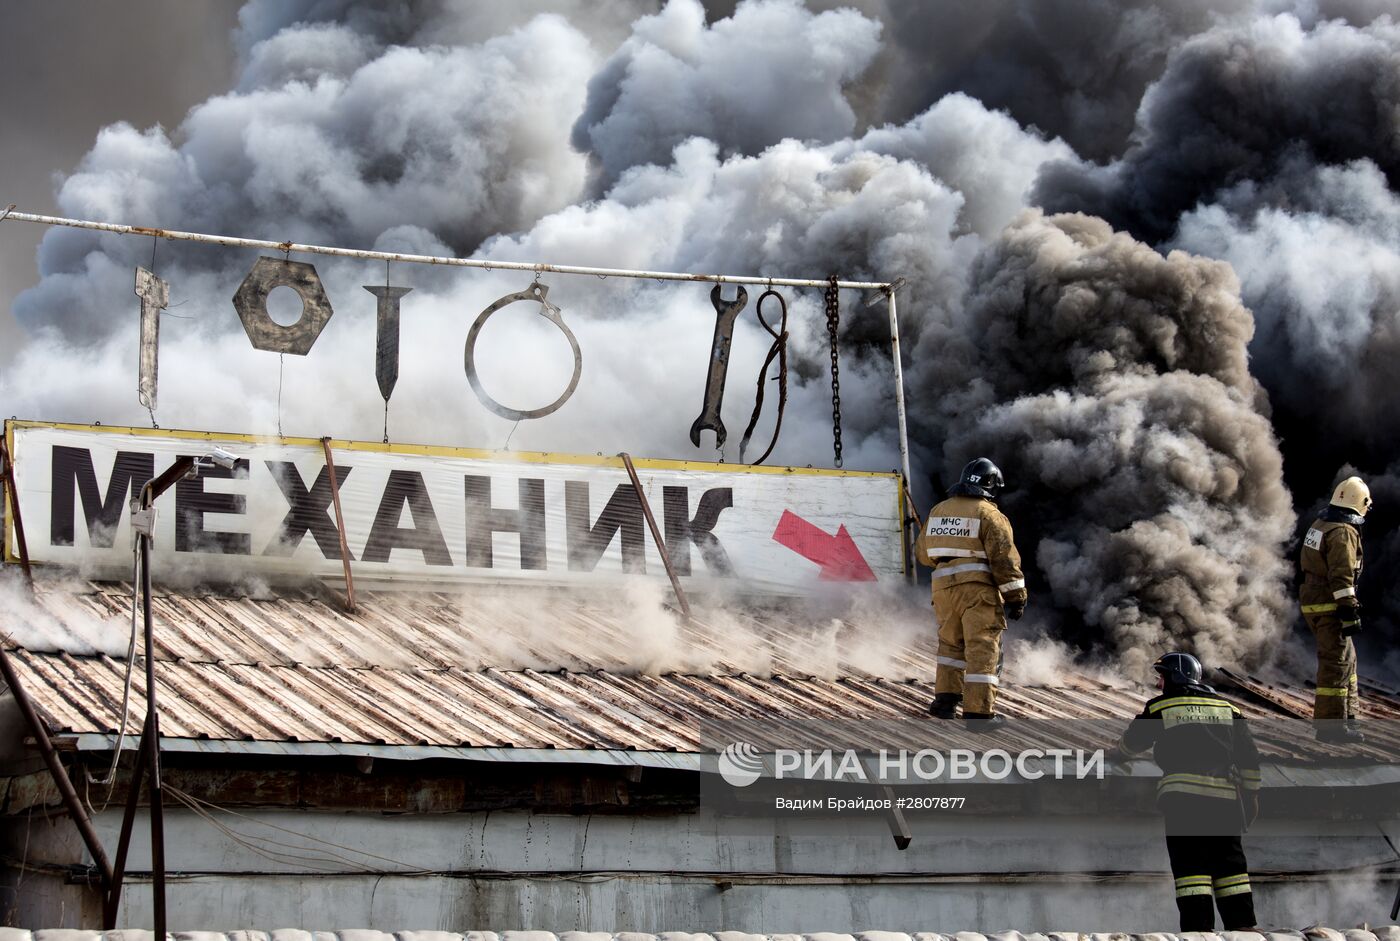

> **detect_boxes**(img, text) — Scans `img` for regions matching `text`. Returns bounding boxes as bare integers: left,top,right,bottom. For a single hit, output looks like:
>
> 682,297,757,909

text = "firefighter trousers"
1303,610,1359,721
1164,832,1255,931
932,581,1006,715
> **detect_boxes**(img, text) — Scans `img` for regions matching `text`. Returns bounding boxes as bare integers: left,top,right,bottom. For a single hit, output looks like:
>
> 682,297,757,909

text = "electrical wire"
85,547,142,791
165,784,430,874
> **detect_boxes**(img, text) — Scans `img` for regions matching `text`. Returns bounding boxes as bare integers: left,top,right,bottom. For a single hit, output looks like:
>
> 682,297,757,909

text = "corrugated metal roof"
5,579,1400,766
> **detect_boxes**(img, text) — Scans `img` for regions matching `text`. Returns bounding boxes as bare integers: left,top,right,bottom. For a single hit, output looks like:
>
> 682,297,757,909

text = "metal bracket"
130,507,158,542
464,282,582,421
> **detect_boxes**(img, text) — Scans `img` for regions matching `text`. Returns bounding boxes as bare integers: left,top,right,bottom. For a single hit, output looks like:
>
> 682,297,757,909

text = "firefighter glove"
1244,790,1260,827
1004,600,1026,621
1338,599,1362,637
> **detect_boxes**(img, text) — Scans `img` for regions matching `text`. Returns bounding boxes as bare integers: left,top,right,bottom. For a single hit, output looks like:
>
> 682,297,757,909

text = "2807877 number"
895,796,966,809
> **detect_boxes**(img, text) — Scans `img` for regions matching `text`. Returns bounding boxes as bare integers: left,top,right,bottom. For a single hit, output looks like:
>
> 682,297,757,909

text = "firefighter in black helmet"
1115,652,1262,932
915,457,1027,732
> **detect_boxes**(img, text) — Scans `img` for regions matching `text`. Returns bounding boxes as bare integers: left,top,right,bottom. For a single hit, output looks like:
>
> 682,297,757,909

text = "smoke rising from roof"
1031,9,1400,656
906,211,1295,674
5,0,1400,680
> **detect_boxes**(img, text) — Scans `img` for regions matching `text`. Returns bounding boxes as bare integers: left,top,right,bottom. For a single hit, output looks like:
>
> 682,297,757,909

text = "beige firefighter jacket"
1299,516,1363,607
916,494,1027,603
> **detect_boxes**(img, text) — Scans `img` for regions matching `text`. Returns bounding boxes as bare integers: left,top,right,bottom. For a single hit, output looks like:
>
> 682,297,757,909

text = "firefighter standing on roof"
1299,475,1372,744
916,458,1026,732
1116,652,1262,932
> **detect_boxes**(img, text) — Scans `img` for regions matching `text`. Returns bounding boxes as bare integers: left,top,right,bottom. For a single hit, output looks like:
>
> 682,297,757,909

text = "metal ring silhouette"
464,283,582,421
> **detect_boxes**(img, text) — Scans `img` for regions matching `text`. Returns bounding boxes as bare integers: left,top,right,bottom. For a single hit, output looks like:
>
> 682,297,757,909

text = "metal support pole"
886,288,915,579
0,644,114,886
320,438,357,613
103,717,149,928
880,784,912,850
138,524,167,939
130,455,190,940
0,436,35,589
618,452,692,624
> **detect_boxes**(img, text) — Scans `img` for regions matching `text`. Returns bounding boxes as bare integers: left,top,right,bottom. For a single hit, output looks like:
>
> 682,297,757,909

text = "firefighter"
1299,475,1372,744
1116,652,1262,932
916,457,1026,732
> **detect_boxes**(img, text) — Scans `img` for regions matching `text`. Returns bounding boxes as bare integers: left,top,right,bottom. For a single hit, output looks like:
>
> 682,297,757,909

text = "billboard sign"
3,421,906,593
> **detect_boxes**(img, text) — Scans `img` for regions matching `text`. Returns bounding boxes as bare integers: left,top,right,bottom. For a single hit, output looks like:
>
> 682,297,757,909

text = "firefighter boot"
964,713,1006,733
1315,720,1365,744
928,693,961,719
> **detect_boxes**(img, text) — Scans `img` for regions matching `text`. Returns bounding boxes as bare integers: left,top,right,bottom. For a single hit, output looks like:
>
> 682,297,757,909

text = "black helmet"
951,458,1005,500
1153,652,1203,688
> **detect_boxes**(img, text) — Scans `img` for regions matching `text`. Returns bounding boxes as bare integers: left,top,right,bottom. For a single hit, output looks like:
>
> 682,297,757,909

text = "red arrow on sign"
772,510,877,582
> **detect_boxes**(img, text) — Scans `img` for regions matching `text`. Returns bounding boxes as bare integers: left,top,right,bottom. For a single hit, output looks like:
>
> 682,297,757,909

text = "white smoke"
1173,158,1400,455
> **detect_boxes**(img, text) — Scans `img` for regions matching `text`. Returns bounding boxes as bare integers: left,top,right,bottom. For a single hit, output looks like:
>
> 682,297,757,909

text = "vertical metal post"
0,644,114,886
886,288,915,579
618,453,693,624
103,722,148,928
0,436,35,589
138,525,167,939
129,455,190,941
319,437,356,613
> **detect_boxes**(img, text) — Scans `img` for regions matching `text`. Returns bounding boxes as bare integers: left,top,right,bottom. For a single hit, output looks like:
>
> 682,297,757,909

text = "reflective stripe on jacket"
1119,688,1262,805
1300,517,1362,606
917,495,1027,602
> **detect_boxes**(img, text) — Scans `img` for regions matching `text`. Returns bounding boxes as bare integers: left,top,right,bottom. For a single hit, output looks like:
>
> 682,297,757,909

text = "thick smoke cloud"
862,0,1253,162
15,12,600,340
1035,14,1400,243
857,1,1396,164
13,0,1399,681
1172,158,1400,458
1029,10,1400,660
572,0,882,190
906,211,1294,674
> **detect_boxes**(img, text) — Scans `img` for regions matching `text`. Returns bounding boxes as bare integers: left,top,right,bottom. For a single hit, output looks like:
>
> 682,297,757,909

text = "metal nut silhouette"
233,256,335,355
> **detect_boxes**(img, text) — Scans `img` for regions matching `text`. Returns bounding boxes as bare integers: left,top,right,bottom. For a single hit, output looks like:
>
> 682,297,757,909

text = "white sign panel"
4,422,905,593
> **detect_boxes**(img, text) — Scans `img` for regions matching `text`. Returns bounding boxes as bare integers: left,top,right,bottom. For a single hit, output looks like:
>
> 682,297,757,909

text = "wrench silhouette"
689,285,748,449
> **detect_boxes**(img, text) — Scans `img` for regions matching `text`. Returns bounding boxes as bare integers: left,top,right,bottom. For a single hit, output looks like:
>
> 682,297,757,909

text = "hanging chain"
825,274,843,468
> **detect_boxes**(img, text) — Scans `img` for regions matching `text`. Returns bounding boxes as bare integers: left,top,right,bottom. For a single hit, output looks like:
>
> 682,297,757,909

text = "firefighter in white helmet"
916,458,1027,732
1299,475,1372,744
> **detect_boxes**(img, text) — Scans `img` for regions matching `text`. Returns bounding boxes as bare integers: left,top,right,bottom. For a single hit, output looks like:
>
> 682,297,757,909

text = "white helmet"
1331,476,1373,517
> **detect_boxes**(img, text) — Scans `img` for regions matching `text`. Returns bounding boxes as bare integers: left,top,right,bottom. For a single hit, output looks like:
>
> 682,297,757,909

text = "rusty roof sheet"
4,579,1400,765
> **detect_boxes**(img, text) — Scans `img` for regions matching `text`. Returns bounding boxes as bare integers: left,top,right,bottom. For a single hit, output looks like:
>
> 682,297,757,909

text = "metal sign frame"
0,209,913,494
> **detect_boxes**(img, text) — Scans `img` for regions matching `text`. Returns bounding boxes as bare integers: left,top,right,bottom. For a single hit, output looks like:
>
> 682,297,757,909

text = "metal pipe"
618,452,692,624
138,524,167,940
320,437,357,613
0,210,892,291
103,720,149,928
900,477,924,581
0,437,35,589
885,288,915,579
133,459,191,940
0,644,114,887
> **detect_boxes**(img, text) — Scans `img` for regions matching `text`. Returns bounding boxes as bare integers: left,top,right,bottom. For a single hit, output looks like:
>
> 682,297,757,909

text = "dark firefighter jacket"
1299,507,1364,612
1119,684,1262,821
